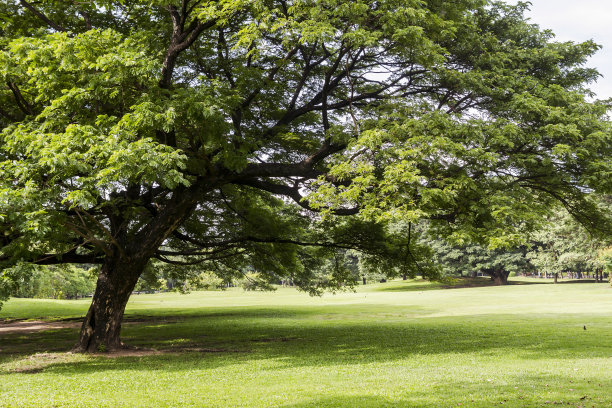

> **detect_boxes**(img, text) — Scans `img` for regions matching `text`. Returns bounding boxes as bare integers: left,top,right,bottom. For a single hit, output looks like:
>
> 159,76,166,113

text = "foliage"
134,262,168,293
598,247,612,285
1,263,41,306
0,0,611,348
7,264,97,299
423,235,532,284
236,271,276,291
0,270,10,310
186,271,225,291
420,196,612,284
528,199,612,278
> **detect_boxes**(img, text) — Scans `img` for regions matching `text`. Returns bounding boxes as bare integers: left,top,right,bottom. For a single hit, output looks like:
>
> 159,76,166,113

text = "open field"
1,279,611,407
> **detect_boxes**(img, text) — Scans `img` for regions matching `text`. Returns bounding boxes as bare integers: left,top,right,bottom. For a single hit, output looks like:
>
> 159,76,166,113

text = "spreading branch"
159,7,217,89
19,0,66,32
237,179,359,216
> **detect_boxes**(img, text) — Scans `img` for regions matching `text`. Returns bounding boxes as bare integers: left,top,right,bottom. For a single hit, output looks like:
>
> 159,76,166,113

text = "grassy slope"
0,279,611,407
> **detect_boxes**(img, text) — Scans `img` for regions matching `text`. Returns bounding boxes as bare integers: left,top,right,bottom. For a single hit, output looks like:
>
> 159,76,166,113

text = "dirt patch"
1,352,82,374
0,317,183,336
0,320,81,335
1,346,248,374
13,366,44,374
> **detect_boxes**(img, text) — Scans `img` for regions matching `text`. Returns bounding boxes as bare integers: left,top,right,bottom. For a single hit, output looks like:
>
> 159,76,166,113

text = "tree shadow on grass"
369,282,447,292
556,279,602,284
1,306,609,376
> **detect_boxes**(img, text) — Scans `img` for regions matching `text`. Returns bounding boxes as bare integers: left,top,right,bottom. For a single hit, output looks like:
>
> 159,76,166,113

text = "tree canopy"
1,0,611,351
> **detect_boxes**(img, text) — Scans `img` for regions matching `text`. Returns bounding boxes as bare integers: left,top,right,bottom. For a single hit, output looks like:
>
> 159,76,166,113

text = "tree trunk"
492,274,508,285
488,269,509,285
74,256,147,353
554,273,558,284
70,183,203,353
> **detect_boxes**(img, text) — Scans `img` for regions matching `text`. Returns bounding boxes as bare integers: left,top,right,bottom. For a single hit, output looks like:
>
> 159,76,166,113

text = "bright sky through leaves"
506,0,612,99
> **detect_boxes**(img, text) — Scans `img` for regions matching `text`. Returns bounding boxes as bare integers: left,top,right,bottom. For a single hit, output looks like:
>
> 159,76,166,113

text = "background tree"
598,247,612,285
8,264,97,299
528,198,612,282
0,0,611,352
424,237,532,285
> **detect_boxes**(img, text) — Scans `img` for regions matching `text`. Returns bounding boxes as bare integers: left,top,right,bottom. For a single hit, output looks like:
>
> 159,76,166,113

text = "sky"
505,0,612,99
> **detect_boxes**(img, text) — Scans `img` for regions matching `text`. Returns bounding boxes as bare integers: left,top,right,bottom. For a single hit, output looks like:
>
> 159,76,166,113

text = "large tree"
1,0,610,352
425,238,532,285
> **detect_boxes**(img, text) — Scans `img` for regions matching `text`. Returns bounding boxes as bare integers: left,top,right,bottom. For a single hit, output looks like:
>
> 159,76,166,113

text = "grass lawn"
1,278,611,407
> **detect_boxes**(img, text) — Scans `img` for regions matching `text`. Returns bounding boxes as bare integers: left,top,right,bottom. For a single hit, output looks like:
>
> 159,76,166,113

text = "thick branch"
0,250,104,265
240,162,324,179
6,82,34,116
302,140,346,167
34,253,104,265
159,14,217,89
19,0,66,32
154,249,245,265
78,10,92,30
132,179,221,255
161,235,356,253
237,179,359,216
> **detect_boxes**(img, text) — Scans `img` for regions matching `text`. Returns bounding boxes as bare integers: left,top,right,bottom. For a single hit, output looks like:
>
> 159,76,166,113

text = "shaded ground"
0,320,81,335
0,281,610,407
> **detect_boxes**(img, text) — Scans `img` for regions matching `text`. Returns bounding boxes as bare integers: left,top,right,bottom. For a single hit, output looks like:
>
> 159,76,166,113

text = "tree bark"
74,256,148,352
554,272,558,284
487,269,509,285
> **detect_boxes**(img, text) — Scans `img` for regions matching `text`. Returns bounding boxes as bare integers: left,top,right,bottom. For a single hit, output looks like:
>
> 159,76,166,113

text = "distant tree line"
420,198,612,285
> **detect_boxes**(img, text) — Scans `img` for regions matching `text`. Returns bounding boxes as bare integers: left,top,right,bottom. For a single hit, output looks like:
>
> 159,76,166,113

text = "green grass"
1,278,611,407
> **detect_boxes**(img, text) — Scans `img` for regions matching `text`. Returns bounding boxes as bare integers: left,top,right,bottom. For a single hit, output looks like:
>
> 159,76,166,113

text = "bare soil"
0,320,81,335
0,317,182,336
